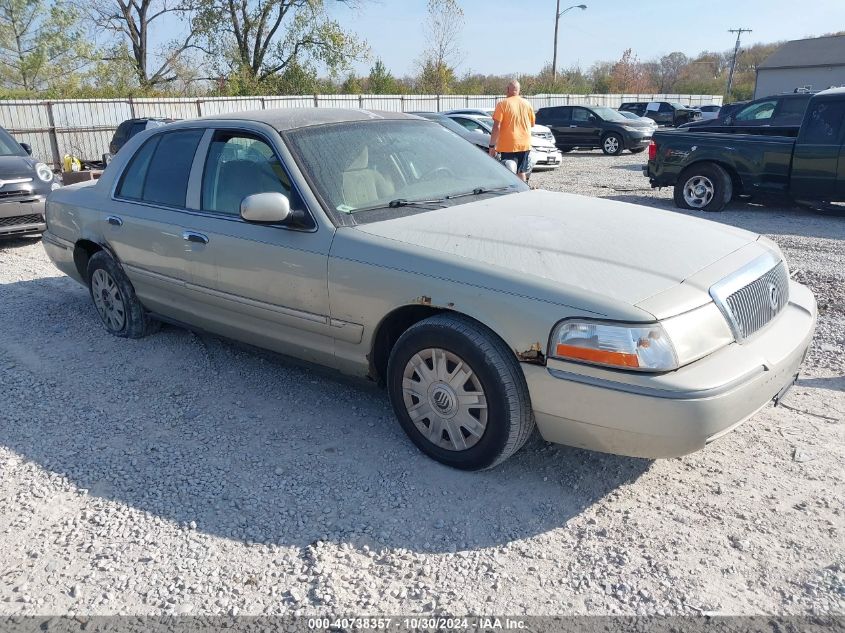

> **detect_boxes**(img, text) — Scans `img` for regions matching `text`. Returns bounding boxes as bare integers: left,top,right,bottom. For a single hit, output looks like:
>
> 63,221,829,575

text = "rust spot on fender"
516,342,545,365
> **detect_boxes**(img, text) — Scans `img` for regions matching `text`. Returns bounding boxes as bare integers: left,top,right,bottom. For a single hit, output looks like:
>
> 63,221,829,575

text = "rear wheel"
87,251,158,338
601,133,623,155
674,162,733,212
386,314,534,470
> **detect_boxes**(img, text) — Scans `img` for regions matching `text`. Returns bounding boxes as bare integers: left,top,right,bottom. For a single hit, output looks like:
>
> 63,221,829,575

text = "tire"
673,162,733,212
386,314,535,470
557,146,573,153
629,147,646,154
86,250,158,338
601,133,623,155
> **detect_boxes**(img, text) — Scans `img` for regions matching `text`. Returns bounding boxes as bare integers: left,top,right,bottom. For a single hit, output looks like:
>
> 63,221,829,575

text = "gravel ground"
1,150,843,617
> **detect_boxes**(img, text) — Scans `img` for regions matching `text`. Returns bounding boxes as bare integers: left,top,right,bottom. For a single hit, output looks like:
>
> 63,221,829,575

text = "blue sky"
330,0,845,77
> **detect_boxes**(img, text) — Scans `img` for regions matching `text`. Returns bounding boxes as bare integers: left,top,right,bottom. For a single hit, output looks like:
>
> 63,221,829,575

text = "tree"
417,0,463,94
608,48,652,93
0,0,89,91
649,51,688,93
367,57,394,94
201,0,366,84
86,0,208,90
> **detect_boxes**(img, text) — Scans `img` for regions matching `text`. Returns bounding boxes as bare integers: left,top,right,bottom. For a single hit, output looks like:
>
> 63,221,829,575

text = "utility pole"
552,3,587,80
725,28,752,97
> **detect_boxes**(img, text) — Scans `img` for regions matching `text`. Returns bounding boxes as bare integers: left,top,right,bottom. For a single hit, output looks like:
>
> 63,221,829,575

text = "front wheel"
386,314,535,470
601,133,623,155
673,162,733,212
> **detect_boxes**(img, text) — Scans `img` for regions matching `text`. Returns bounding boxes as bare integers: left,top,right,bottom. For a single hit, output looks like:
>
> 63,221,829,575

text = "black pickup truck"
645,88,845,212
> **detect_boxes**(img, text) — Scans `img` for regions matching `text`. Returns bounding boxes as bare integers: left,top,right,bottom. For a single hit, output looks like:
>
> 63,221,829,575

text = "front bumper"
625,133,653,149
0,196,46,237
531,148,563,167
523,282,817,458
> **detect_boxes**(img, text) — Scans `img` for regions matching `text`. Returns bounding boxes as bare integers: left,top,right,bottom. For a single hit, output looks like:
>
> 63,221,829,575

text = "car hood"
0,155,36,179
353,189,757,309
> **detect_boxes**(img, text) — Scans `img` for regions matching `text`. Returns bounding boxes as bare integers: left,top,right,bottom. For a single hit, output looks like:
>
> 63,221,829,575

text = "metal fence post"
436,94,440,112
400,95,405,112
44,101,61,169
260,97,266,109
128,97,136,118
313,94,319,107
196,100,202,117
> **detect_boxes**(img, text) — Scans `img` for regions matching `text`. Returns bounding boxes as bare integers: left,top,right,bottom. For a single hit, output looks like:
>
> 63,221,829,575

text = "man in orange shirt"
488,79,536,182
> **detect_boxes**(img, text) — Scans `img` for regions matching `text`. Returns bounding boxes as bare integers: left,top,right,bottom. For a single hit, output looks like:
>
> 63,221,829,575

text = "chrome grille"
710,254,789,342
0,214,43,227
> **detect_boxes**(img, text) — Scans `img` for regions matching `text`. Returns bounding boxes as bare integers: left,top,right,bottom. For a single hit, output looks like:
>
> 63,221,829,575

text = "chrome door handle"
182,231,209,244
106,215,123,226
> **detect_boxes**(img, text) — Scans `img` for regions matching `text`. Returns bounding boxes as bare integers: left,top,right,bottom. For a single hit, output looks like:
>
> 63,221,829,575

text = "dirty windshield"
285,119,527,223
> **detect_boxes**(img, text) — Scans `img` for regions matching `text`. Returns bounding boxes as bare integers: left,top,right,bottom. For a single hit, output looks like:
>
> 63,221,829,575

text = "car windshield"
0,128,26,156
592,107,628,122
285,120,526,222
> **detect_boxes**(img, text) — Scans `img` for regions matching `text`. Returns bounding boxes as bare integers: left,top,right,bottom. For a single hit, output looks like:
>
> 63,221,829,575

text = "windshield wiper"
348,198,448,213
446,186,515,199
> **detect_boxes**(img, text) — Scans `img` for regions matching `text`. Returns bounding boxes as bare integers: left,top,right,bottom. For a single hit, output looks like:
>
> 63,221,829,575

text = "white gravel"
1,150,843,616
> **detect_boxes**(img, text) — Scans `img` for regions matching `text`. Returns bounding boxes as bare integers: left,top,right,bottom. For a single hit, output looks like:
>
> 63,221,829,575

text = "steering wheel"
419,166,454,181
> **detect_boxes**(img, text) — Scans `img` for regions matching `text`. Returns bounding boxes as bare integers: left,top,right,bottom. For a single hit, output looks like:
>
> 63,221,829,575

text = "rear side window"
129,121,147,138
799,101,845,145
537,107,569,123
116,129,203,207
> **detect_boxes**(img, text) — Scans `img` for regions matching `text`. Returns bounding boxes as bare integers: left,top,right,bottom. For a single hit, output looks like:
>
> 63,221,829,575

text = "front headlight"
549,320,678,371
35,162,53,182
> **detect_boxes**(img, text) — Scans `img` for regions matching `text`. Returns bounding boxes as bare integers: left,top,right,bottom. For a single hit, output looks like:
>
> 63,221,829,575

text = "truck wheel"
601,133,623,155
386,314,535,470
674,163,733,212
87,251,158,338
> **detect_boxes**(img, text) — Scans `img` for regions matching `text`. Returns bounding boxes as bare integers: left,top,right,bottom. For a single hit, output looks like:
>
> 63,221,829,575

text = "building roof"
758,35,845,70
200,108,418,131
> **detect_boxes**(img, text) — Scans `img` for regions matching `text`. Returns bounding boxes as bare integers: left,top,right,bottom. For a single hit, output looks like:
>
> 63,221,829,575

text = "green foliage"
0,0,91,92
368,58,395,94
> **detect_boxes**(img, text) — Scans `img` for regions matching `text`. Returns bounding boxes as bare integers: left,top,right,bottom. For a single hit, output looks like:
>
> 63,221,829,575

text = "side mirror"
588,115,597,122
240,192,291,224
20,142,32,155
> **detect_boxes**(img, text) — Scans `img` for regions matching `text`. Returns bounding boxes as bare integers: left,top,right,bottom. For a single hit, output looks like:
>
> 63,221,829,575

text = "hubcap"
91,269,126,331
402,348,488,452
604,137,619,152
683,175,715,208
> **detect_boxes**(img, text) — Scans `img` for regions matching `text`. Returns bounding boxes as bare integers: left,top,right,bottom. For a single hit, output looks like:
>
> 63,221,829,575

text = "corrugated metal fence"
0,93,723,167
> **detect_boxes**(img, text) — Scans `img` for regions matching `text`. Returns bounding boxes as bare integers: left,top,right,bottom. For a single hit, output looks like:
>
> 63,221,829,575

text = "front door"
790,99,845,202
183,128,336,367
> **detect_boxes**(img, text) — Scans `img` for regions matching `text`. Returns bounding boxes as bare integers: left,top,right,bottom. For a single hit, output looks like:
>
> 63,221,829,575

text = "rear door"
790,98,845,201
106,128,206,320
536,106,571,146
569,107,602,147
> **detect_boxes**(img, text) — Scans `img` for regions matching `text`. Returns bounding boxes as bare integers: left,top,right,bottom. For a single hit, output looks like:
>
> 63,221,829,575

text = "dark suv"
619,101,701,127
109,118,176,155
536,105,655,155
678,92,813,132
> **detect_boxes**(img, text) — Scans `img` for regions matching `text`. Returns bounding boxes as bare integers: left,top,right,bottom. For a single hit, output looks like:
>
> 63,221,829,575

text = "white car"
697,104,722,120
444,110,562,169
618,110,659,130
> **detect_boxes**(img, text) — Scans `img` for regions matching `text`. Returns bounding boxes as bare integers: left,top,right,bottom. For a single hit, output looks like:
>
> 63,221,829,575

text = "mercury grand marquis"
42,109,817,470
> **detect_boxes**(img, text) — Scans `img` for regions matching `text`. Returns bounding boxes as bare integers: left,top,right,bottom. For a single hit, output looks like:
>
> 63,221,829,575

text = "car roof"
199,107,419,131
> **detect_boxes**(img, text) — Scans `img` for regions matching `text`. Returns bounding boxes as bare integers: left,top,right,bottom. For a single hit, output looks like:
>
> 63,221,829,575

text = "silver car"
42,109,817,470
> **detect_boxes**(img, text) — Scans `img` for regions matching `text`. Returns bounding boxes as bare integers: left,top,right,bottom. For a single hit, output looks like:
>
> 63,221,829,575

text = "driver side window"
572,108,590,122
736,101,776,121
201,131,292,215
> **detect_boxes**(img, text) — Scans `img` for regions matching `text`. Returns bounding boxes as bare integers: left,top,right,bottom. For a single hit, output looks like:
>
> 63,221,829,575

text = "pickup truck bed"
647,130,796,196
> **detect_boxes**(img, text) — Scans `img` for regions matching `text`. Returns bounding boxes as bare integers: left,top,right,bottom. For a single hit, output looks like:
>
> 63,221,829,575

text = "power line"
726,28,753,97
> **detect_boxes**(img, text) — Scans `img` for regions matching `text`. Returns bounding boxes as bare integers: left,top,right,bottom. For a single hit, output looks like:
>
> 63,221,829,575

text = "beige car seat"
341,146,394,208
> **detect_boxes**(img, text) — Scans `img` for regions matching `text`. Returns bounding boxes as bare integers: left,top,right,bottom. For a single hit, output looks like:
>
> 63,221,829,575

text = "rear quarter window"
799,101,845,145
